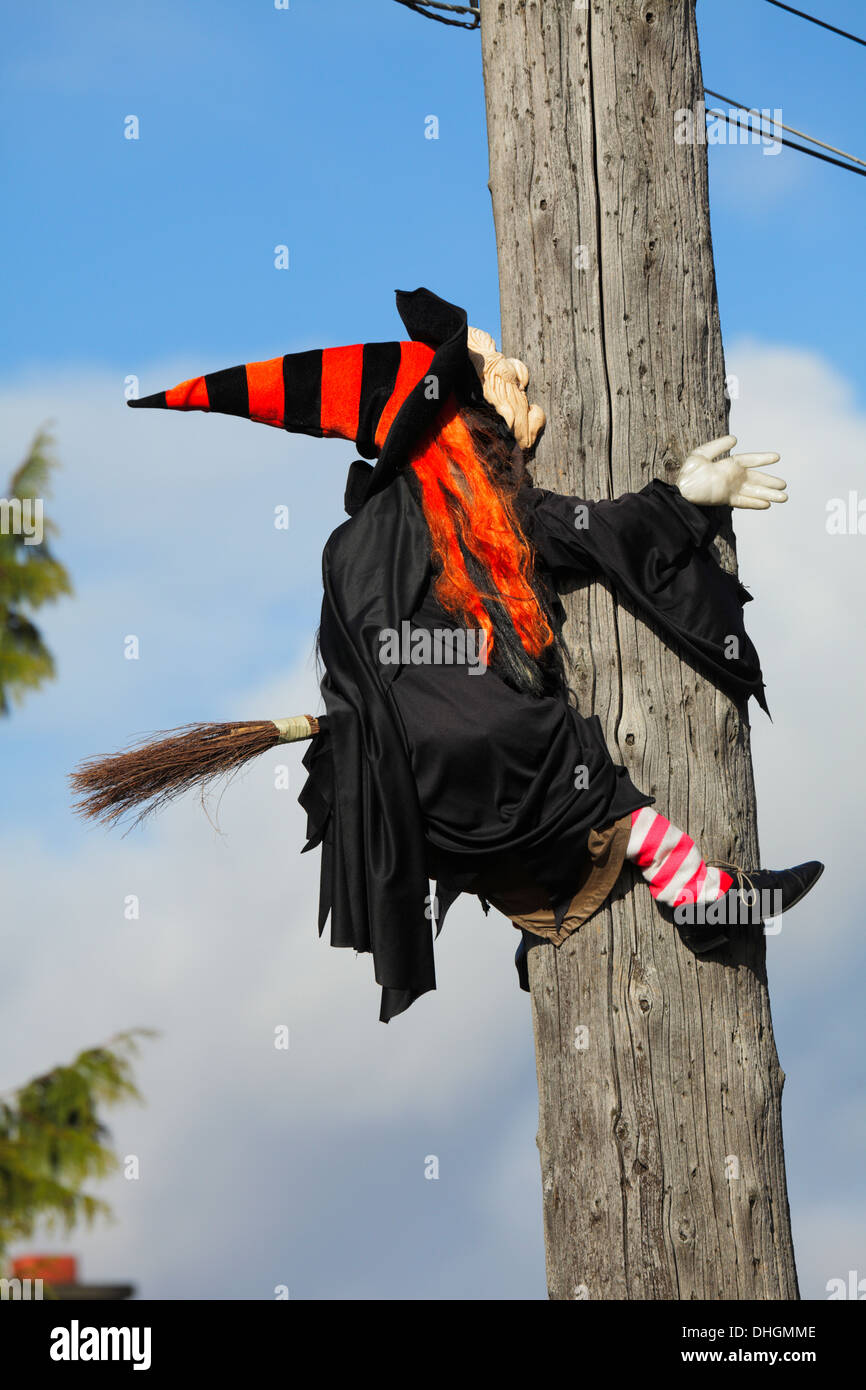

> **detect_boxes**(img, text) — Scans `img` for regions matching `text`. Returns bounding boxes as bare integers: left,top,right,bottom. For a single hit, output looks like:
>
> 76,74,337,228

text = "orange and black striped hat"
128,287,481,505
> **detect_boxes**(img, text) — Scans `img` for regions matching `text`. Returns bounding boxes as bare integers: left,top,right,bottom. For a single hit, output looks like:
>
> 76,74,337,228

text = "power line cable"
705,88,866,168
392,1,480,28
763,0,866,47
705,105,866,175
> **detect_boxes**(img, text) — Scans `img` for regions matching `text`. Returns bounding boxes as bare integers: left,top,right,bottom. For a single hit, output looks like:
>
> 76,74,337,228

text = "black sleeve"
518,478,725,577
518,479,769,715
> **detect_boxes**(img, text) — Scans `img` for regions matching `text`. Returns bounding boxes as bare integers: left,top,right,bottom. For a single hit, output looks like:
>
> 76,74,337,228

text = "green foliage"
0,1029,156,1259
0,428,72,715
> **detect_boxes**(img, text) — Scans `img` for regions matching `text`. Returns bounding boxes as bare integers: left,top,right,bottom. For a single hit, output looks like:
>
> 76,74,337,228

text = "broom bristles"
70,717,318,829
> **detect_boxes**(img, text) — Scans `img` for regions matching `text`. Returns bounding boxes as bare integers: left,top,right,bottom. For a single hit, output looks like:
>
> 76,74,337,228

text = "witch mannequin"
78,287,823,1021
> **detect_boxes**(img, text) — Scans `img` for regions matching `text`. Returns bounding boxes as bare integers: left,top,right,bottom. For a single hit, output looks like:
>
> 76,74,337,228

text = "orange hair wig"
408,398,554,662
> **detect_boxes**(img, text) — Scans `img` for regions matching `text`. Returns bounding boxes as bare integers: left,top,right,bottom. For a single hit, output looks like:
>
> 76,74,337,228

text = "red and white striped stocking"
625,807,734,908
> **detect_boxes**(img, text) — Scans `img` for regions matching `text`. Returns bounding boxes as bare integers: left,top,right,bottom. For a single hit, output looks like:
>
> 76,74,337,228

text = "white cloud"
726,339,865,983
708,132,808,216
791,1203,866,1301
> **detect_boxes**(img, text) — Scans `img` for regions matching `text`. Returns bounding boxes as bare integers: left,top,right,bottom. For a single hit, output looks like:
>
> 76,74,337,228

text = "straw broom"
70,715,321,829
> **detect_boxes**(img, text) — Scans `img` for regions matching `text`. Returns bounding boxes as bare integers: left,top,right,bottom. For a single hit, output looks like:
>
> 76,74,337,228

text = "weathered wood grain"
480,0,798,1300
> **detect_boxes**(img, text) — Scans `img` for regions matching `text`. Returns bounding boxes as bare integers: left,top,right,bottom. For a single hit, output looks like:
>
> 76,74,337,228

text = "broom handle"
271,715,322,743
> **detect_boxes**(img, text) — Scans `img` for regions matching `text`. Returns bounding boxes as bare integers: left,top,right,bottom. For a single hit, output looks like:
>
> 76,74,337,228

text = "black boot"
674,861,825,953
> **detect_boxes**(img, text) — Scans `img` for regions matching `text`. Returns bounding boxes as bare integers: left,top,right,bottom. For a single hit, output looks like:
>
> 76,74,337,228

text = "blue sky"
1,0,864,1300
4,0,866,387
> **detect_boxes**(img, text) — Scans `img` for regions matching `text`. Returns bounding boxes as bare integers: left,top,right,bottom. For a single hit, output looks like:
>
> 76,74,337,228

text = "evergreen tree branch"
0,1029,157,1258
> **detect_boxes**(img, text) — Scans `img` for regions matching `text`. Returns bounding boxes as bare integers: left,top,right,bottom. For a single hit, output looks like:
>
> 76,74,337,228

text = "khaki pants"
484,814,633,947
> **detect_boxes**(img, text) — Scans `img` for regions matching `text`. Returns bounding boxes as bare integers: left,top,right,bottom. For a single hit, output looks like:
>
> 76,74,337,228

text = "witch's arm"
522,434,785,572
520,435,787,709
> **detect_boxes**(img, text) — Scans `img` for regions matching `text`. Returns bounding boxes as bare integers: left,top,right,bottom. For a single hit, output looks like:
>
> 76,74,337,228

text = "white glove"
675,434,788,510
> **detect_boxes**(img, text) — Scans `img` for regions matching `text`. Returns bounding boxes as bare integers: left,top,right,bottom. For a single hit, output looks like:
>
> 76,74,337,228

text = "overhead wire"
763,0,866,47
704,88,866,169
704,103,866,175
391,0,480,29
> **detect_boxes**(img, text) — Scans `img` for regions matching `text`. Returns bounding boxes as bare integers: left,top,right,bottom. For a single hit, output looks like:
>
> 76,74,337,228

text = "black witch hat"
128,287,484,510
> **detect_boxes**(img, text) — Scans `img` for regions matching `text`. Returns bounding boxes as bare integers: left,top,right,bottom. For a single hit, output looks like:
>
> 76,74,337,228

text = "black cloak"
298,463,768,1023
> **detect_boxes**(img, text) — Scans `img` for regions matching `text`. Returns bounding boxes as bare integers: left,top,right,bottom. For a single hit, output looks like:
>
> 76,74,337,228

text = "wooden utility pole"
480,0,799,1300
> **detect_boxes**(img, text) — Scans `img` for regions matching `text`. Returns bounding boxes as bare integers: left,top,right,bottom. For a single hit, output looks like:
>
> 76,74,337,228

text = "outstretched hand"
675,435,788,510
